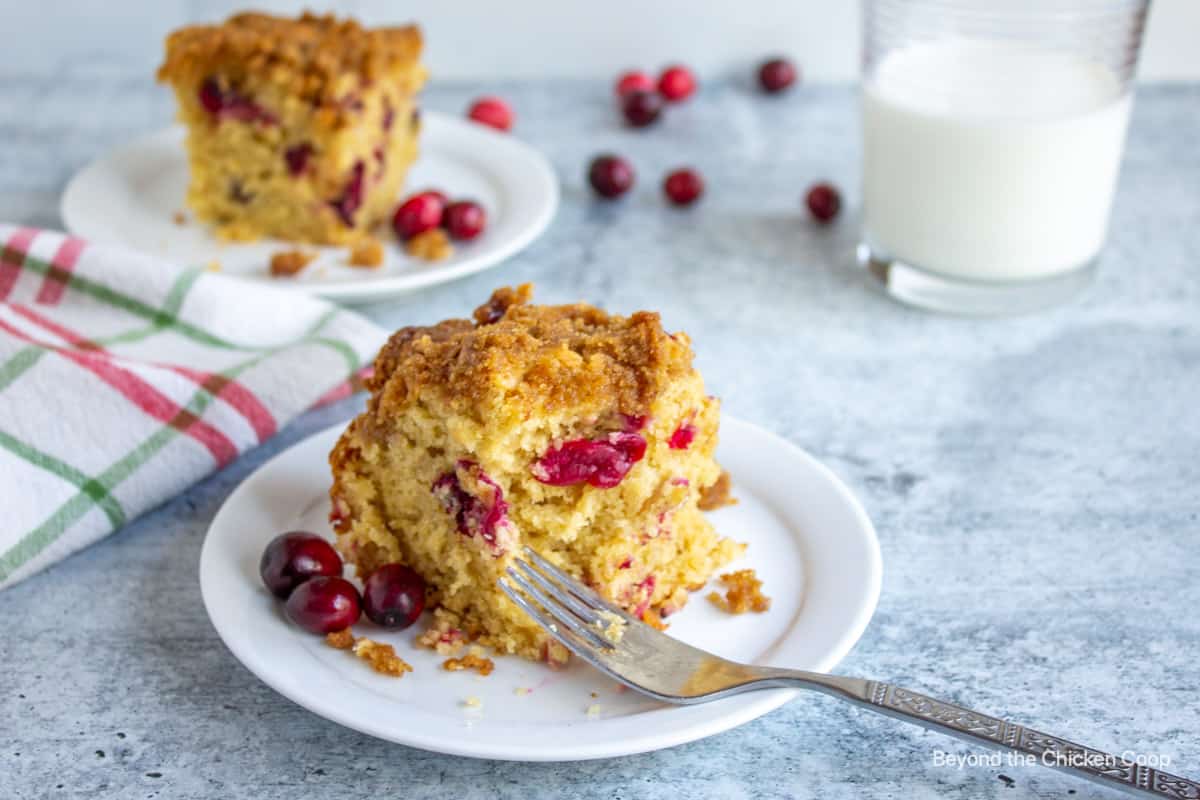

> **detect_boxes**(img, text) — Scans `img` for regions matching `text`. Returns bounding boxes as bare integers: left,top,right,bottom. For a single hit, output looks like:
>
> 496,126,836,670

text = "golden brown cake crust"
157,11,422,101
366,284,696,419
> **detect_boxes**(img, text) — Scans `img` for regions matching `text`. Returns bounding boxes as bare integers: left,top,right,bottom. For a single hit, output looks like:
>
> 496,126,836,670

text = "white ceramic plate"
60,114,558,303
199,416,881,761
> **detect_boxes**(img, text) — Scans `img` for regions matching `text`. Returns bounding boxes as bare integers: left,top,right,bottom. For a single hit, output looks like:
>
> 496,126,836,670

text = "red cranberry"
588,155,635,199
663,168,704,206
467,96,513,131
198,78,224,114
758,58,799,94
392,192,445,240
432,461,510,548
621,90,663,128
532,432,647,489
805,182,842,224
416,188,449,206
260,532,343,599
284,143,312,176
285,576,361,634
329,161,365,226
443,200,487,241
615,70,654,97
362,564,426,629
669,422,697,449
657,65,696,102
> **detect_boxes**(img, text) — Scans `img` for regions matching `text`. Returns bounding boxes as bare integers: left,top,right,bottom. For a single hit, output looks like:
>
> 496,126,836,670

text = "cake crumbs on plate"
586,703,602,717
698,470,737,511
269,248,316,276
325,628,355,650
514,687,532,696
353,637,413,677
404,228,453,261
641,608,669,631
462,696,483,709
708,569,771,614
172,211,187,225
416,613,469,655
204,259,222,272
443,646,495,677
348,237,384,268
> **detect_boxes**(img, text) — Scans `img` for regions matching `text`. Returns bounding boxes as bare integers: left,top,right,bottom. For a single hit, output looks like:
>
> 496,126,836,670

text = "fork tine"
498,579,623,679
503,566,614,651
510,557,606,629
521,546,636,623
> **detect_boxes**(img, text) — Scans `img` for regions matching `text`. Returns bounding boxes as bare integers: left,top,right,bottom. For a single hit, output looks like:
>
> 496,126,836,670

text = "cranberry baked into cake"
329,286,743,664
157,12,424,244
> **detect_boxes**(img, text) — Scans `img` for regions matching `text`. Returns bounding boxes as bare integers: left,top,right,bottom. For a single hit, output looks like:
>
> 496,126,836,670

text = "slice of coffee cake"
329,285,742,663
158,12,424,244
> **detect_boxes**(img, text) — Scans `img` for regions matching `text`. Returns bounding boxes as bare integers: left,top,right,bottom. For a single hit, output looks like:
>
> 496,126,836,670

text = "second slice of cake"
329,286,742,664
158,12,424,244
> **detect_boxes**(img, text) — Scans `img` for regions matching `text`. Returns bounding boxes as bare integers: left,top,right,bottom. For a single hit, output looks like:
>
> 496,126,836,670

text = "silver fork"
500,548,1199,799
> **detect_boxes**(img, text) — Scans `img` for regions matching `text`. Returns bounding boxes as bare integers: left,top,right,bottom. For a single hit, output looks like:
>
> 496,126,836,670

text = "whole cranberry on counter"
663,168,705,206
443,200,487,241
362,564,426,629
393,192,445,240
615,70,655,97
285,576,361,634
805,182,842,223
467,96,514,131
259,531,342,599
621,90,663,128
657,64,696,102
588,155,635,199
758,57,799,94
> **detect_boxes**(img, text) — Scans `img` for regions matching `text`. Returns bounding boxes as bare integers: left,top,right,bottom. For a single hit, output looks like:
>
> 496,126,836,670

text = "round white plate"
199,415,881,761
61,113,559,303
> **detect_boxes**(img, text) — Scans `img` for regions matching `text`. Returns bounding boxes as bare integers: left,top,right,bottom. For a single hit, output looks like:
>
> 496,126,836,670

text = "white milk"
862,39,1132,282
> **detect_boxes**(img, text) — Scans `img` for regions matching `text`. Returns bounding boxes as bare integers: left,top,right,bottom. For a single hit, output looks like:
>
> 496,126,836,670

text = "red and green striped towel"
0,225,386,590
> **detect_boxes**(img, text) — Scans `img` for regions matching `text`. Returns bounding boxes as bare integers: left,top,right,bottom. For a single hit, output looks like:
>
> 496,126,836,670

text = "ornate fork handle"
767,673,1200,799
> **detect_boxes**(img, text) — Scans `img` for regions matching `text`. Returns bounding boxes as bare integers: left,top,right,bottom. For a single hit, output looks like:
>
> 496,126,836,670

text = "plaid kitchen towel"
0,225,387,590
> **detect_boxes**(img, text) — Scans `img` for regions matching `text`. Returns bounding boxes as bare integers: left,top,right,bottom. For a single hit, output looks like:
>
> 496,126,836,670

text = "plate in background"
61,113,558,303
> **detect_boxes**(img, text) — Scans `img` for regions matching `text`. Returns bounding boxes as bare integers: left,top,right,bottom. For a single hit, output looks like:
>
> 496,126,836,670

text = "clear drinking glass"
858,0,1150,314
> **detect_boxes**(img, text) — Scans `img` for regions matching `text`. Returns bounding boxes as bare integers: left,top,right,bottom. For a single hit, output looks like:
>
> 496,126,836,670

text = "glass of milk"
859,0,1150,314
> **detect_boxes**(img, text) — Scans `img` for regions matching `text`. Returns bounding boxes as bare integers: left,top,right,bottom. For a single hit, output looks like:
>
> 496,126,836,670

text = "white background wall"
3,0,1197,81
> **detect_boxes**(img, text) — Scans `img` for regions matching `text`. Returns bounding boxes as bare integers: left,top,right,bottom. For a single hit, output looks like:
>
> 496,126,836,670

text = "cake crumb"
416,615,468,655
443,652,495,676
462,696,483,709
325,628,355,650
595,610,627,642
172,211,187,225
204,260,222,273
352,638,413,677
269,249,316,277
698,470,737,511
404,228,453,261
641,608,669,631
514,687,532,696
586,703,602,717
348,237,384,268
589,691,599,698
708,569,771,614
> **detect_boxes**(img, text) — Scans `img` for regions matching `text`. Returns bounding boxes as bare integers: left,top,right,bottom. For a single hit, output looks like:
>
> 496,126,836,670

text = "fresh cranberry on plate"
285,576,362,634
362,564,426,629
393,192,445,240
443,200,487,241
259,531,342,599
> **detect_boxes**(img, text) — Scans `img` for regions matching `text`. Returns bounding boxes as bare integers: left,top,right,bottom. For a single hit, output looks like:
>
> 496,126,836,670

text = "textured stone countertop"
2,77,1198,799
